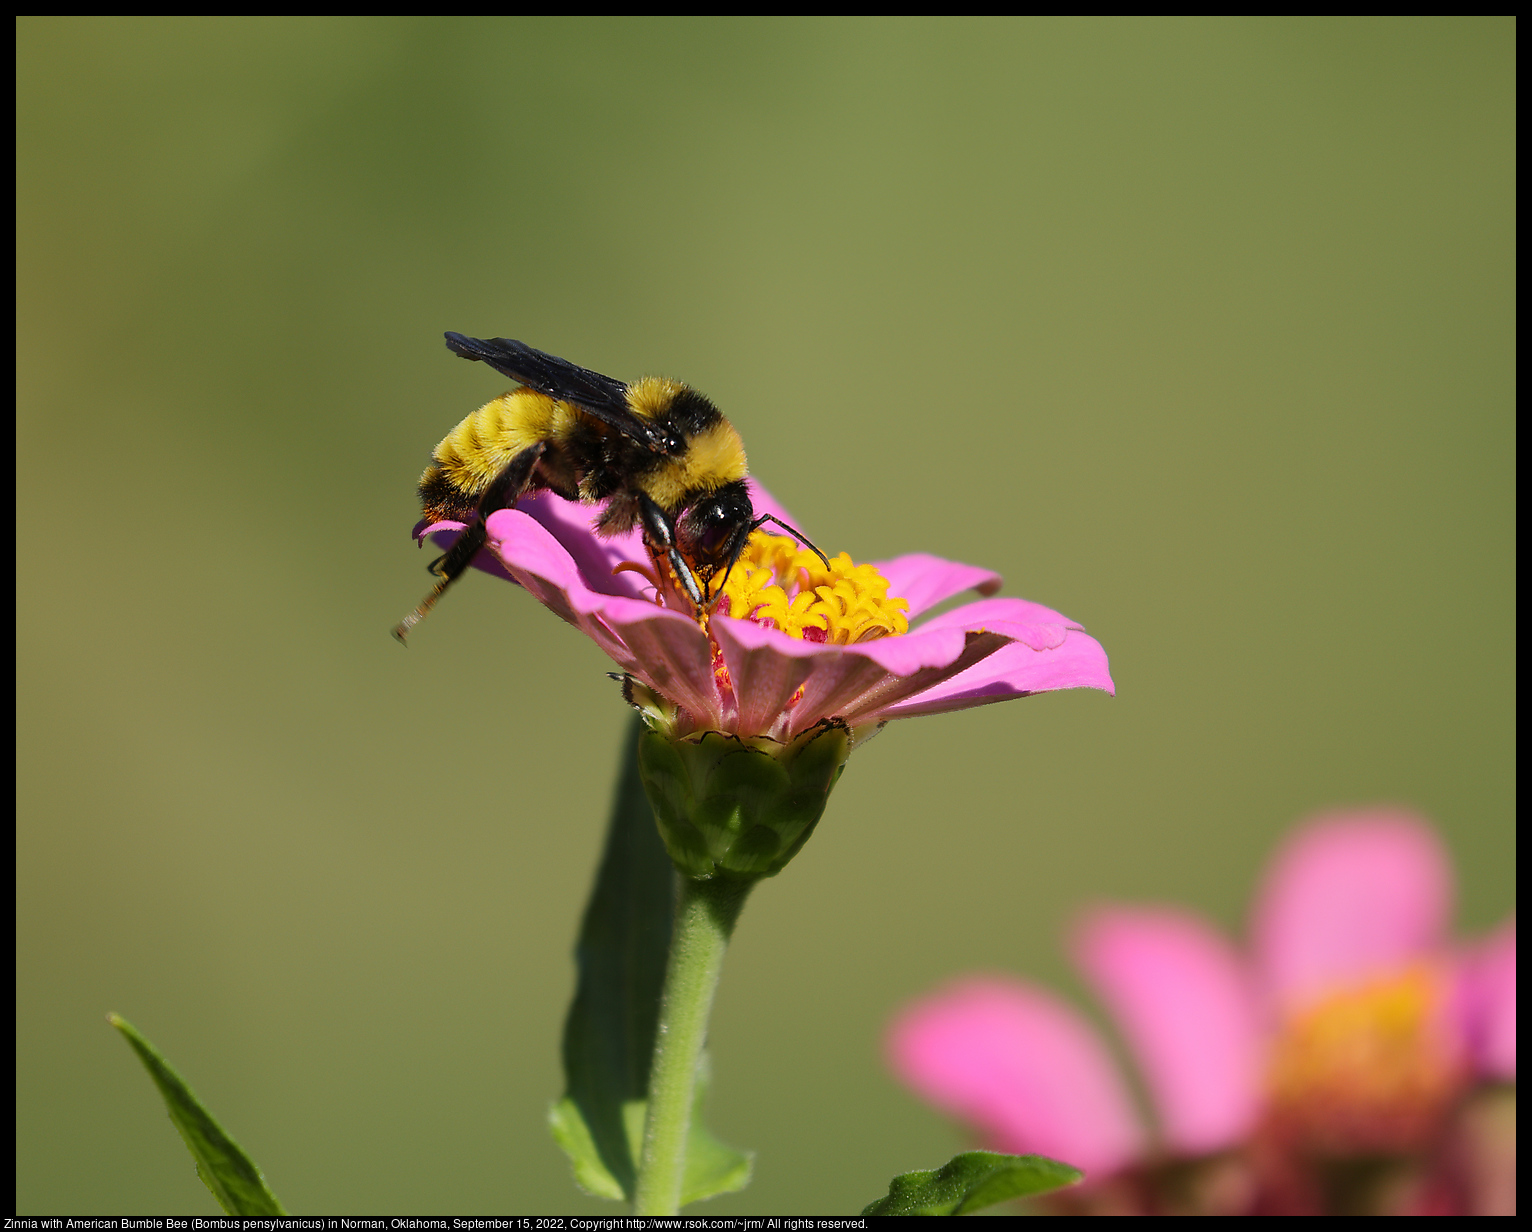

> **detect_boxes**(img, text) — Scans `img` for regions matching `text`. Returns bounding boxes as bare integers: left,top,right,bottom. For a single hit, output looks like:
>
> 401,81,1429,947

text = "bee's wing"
444,333,671,453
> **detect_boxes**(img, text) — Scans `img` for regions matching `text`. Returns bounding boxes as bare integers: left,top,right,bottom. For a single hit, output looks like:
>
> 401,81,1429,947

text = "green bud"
635,718,851,881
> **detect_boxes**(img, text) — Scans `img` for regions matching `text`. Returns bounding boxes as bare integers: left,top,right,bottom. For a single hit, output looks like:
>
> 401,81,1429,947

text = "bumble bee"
393,333,820,643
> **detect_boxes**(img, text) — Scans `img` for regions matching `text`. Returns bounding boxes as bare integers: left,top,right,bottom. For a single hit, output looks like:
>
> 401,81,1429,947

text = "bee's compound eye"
697,516,733,558
680,490,748,568
679,480,753,570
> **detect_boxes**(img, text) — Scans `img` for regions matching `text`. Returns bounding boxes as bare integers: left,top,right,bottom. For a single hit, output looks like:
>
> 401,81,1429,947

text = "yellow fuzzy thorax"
624,378,748,503
625,375,687,419
645,418,748,510
714,532,909,645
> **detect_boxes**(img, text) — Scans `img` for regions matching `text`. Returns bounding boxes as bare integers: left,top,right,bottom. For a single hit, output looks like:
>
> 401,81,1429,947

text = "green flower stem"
633,872,755,1216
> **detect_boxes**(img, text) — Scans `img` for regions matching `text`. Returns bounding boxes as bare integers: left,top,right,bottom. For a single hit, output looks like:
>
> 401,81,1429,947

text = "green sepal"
637,717,850,880
861,1150,1082,1216
552,716,751,1204
108,1014,286,1216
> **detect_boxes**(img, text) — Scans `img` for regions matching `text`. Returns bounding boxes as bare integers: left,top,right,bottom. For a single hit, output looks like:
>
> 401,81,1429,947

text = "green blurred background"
17,16,1514,1215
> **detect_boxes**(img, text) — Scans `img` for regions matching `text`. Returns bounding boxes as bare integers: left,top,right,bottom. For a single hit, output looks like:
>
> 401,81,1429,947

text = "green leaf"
108,1014,286,1215
550,714,751,1205
861,1150,1082,1216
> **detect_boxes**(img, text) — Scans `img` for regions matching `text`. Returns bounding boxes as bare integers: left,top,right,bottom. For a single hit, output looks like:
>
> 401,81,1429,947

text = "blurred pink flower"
888,810,1516,1215
416,479,1114,740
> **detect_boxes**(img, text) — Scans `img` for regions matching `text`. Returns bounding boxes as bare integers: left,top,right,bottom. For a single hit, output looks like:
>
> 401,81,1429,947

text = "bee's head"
677,479,753,574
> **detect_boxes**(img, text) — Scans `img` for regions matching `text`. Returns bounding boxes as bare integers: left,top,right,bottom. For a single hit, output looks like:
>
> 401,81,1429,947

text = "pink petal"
512,493,651,600
887,976,1145,1178
776,644,897,739
832,631,1016,728
597,606,722,730
413,485,1114,736
1252,809,1453,1009
481,508,723,722
876,554,1002,620
707,617,817,736
874,626,1116,720
420,520,520,586
470,512,637,665
706,619,1018,738
1460,917,1516,1080
418,518,466,540
484,509,646,626
912,595,1082,634
1072,907,1262,1155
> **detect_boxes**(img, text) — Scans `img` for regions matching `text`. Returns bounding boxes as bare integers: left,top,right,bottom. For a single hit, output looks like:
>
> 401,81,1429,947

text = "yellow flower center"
711,532,909,645
1262,963,1463,1156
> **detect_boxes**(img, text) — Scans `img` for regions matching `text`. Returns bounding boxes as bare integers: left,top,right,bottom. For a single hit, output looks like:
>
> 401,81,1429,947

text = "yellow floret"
716,533,908,644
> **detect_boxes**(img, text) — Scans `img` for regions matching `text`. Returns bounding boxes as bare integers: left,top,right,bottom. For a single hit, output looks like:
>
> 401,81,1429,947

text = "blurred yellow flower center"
1263,963,1462,1155
711,532,909,645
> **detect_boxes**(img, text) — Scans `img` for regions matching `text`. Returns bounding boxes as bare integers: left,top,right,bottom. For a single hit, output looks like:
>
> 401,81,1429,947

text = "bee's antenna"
713,513,833,607
750,514,831,570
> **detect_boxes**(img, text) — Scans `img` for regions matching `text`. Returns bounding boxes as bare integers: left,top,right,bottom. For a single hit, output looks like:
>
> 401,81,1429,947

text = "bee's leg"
715,521,755,598
392,443,546,644
638,494,705,612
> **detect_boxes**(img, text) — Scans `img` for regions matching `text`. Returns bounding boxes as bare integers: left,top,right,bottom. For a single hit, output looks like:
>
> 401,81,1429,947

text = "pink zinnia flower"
414,478,1114,740
887,810,1516,1215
